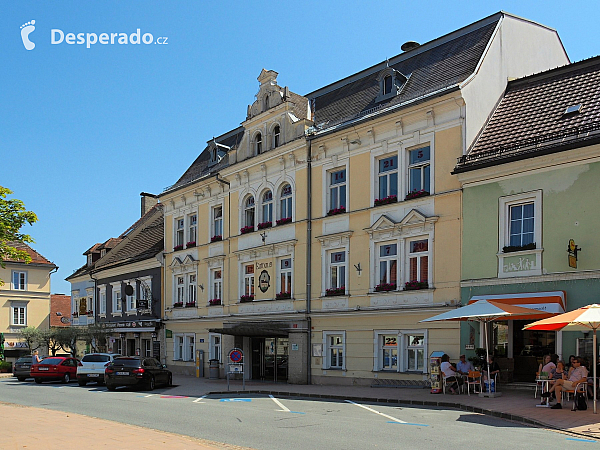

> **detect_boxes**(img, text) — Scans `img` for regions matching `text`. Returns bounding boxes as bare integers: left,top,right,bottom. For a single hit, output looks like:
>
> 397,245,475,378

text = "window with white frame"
244,196,255,229
377,243,398,289
99,286,107,314
378,334,398,371
211,269,222,301
174,335,184,360
213,205,223,238
255,132,262,154
403,332,426,372
329,169,347,212
408,239,428,285
278,258,292,296
188,274,196,305
143,339,151,357
112,285,122,312
12,271,26,290
188,214,197,245
408,145,430,195
509,203,535,248
209,333,222,362
279,184,292,221
329,251,346,291
324,331,345,370
186,335,195,361
175,218,184,247
262,190,273,224
377,155,398,200
176,276,185,305
126,283,136,311
273,125,280,148
87,296,94,313
244,264,255,297
11,303,26,326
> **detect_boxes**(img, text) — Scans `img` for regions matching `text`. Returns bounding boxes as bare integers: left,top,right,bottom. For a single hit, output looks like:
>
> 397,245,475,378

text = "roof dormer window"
255,132,263,155
376,68,409,103
273,125,280,149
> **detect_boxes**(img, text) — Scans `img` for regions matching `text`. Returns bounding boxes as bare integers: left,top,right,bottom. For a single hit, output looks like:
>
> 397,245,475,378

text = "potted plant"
374,195,398,207
405,189,430,201
276,217,292,226
374,283,396,292
503,242,536,253
86,310,94,316
404,280,429,290
186,241,196,248
240,294,254,303
185,301,196,307
327,206,346,216
276,291,291,300
257,221,272,230
208,298,221,306
173,302,184,308
173,244,184,251
0,361,12,373
325,286,345,297
211,235,222,243
240,225,254,235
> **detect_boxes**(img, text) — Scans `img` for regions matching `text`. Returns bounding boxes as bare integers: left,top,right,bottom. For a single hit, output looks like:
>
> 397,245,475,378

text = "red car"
31,357,79,384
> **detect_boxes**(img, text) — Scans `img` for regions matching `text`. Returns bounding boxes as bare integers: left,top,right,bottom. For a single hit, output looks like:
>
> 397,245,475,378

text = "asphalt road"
1,377,597,449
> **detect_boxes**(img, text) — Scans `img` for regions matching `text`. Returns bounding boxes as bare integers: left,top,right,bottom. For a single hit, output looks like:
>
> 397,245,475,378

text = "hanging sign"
567,239,581,269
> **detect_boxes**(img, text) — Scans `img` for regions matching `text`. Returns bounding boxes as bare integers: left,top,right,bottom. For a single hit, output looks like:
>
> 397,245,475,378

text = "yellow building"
159,12,569,384
1,242,57,362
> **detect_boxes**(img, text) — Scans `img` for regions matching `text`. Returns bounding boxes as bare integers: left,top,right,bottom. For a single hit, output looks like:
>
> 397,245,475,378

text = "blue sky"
1,1,599,295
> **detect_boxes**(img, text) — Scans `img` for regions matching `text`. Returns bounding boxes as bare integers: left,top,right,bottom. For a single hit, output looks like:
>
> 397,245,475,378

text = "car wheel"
106,384,116,391
62,373,70,384
147,376,155,391
35,378,42,384
167,374,173,387
17,377,26,382
78,380,87,386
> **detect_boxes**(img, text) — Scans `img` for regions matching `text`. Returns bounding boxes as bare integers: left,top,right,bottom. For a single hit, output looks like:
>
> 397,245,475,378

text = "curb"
205,389,600,441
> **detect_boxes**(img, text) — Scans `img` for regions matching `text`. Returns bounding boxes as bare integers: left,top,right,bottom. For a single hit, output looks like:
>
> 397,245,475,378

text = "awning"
209,321,293,337
468,291,566,321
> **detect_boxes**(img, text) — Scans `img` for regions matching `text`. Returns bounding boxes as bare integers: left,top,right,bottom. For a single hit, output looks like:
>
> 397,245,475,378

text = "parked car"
104,357,172,391
13,356,35,381
77,353,121,386
31,357,79,384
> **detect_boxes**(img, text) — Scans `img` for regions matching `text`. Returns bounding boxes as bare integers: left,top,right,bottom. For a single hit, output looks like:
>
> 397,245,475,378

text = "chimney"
140,192,159,217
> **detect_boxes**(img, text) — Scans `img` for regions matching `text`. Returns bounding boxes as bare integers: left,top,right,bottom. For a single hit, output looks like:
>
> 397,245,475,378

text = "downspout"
216,173,232,351
306,138,313,385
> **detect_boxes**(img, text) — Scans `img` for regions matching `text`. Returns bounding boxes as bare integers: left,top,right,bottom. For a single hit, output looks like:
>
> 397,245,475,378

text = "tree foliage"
53,327,81,357
0,186,38,285
82,323,112,353
18,327,42,352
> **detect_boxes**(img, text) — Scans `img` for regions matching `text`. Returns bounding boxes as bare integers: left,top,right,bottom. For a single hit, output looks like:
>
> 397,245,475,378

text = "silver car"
77,353,121,386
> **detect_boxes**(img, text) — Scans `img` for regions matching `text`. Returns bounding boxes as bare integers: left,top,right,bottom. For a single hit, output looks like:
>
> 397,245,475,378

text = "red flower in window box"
211,235,223,243
185,301,196,308
374,283,397,292
276,291,291,300
186,241,196,248
325,287,345,297
404,190,430,201
209,298,221,306
257,221,272,230
173,302,184,308
173,244,184,251
86,310,94,316
327,206,346,216
240,294,254,303
72,312,79,317
374,195,398,207
276,217,292,226
404,281,429,290
240,226,254,235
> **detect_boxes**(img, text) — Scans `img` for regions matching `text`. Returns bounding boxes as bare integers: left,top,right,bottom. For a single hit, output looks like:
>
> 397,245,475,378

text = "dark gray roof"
93,204,164,271
455,56,600,172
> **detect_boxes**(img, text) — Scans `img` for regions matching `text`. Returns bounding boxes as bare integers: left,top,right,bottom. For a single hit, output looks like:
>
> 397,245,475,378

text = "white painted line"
269,395,290,412
345,400,407,423
193,395,207,403
144,394,154,398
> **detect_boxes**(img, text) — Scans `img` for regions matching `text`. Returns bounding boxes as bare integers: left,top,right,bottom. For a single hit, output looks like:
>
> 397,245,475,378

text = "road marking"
160,395,188,398
565,438,596,443
387,421,429,426
269,395,290,412
220,398,252,402
345,400,407,424
193,395,207,403
145,394,154,397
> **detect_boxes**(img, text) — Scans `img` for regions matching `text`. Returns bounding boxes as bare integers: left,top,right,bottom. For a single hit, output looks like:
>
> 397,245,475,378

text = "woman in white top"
538,354,556,376
441,354,462,394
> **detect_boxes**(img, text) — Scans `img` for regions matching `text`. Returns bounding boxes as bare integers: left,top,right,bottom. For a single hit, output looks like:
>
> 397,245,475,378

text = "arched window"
255,133,262,154
383,75,393,95
262,190,273,224
280,184,292,221
263,95,269,111
273,125,280,149
244,196,255,228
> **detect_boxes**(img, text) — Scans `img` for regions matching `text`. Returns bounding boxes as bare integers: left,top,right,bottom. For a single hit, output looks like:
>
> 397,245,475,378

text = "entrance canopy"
468,291,565,321
209,321,292,338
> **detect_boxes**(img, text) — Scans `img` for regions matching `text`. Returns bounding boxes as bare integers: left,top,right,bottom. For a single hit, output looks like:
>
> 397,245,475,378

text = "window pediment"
397,209,438,234
316,231,353,249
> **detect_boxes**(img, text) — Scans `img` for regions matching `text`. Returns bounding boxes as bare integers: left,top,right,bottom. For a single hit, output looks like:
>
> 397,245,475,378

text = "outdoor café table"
536,378,551,407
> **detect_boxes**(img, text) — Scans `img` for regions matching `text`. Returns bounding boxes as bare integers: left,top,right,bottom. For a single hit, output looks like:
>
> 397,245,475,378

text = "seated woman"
440,354,463,394
539,354,556,377
539,361,566,405
541,356,588,409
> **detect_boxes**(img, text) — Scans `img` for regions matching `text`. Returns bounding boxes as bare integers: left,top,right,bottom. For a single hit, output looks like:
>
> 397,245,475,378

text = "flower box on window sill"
72,312,79,318
276,217,292,226
327,206,346,216
404,281,429,291
173,245,184,251
173,302,184,308
240,295,254,303
208,298,221,306
374,195,398,207
86,311,94,316
404,190,430,201
211,235,223,243
186,241,196,248
185,302,196,308
374,283,397,292
325,287,346,297
257,221,272,230
276,291,291,300
240,226,254,235
502,242,536,253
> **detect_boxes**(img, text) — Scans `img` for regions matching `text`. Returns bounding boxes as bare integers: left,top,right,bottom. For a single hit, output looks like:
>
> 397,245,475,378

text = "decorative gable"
247,69,287,120
397,209,438,235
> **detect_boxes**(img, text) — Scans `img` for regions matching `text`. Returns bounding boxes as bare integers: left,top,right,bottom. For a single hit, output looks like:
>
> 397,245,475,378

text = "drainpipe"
306,138,313,385
216,173,232,350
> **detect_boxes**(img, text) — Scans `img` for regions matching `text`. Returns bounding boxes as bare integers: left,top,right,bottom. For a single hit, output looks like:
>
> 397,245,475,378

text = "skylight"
564,104,582,115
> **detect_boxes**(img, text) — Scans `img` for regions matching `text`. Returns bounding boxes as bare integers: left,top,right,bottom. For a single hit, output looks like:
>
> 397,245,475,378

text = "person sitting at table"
539,354,556,376
481,355,500,381
566,354,576,376
456,354,474,376
541,356,588,409
539,360,566,405
440,354,463,394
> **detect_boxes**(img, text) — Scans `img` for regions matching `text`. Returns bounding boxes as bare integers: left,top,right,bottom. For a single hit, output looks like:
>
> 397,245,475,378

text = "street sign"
228,348,243,363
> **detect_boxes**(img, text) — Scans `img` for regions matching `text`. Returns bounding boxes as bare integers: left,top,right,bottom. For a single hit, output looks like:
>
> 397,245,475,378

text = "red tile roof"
2,241,56,266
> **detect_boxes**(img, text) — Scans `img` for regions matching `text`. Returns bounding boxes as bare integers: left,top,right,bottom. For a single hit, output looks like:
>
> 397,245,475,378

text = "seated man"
541,356,588,409
456,354,474,376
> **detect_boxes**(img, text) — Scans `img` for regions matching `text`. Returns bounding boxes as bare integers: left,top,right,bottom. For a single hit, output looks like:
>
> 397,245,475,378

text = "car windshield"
112,358,142,367
82,355,110,363
38,358,62,365
16,357,33,364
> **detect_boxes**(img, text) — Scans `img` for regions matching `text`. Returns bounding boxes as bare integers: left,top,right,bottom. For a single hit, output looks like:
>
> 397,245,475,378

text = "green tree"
0,186,38,286
19,327,42,353
82,323,111,353
54,327,81,357
39,328,62,356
